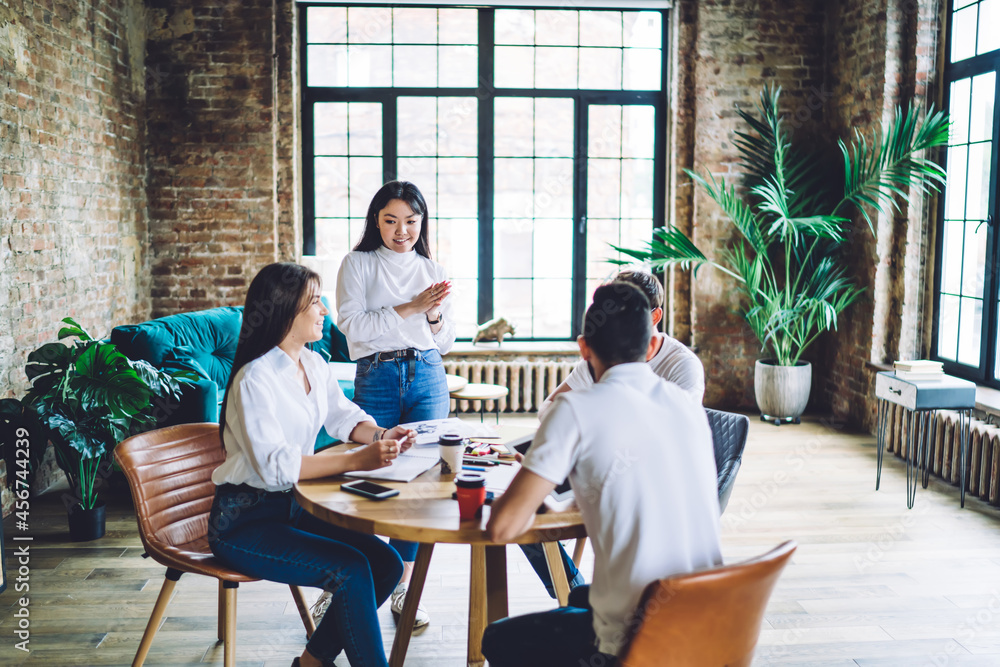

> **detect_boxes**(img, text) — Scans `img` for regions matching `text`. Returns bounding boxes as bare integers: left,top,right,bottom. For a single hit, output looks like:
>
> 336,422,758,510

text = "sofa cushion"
154,307,242,389
111,322,174,367
162,346,212,379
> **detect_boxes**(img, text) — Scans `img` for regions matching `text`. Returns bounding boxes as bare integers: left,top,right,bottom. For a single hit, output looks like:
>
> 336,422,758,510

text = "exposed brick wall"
145,0,296,316
671,0,831,410
0,0,150,512
822,0,945,431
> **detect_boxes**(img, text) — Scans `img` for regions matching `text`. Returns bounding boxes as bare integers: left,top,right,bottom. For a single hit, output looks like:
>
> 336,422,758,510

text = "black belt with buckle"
364,348,417,363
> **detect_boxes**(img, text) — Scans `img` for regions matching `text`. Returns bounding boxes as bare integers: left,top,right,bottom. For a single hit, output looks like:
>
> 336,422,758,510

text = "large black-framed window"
932,0,1000,382
300,4,668,340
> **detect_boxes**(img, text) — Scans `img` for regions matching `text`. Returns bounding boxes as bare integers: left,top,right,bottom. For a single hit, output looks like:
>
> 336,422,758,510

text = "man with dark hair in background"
539,270,704,420
483,283,721,667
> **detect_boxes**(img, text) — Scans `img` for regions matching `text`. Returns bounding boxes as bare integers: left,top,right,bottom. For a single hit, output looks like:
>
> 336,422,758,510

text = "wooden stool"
450,383,508,423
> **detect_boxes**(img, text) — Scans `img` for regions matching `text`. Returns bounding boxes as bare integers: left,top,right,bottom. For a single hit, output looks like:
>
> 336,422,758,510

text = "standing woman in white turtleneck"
332,180,455,630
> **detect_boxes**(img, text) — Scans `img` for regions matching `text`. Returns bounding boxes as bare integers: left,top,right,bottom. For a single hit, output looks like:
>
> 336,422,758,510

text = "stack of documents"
397,418,499,446
344,448,440,483
343,418,500,482
893,359,944,382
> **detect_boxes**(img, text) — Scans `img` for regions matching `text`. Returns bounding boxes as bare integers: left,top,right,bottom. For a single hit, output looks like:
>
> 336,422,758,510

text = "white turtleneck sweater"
336,246,457,360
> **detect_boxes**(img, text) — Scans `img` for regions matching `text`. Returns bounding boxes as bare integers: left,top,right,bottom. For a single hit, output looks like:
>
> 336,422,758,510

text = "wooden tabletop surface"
294,424,586,545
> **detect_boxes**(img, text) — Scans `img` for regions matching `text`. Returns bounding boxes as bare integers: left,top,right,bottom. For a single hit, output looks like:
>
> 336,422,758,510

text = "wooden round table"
294,427,585,667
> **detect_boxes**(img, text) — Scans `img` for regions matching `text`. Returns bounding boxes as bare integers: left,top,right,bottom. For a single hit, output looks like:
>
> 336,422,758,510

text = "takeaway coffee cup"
439,433,464,475
455,472,487,520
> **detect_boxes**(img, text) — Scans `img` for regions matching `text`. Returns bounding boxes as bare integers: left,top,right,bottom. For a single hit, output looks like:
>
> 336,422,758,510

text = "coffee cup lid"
455,472,486,488
439,432,464,446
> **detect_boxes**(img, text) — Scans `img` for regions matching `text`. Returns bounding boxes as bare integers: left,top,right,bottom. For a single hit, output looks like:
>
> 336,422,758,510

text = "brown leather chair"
617,540,797,667
114,423,317,666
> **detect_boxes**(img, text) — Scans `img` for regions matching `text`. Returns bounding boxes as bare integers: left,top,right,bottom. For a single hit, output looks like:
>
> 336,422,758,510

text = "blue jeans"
352,348,449,563
482,586,618,667
208,484,403,667
520,541,586,598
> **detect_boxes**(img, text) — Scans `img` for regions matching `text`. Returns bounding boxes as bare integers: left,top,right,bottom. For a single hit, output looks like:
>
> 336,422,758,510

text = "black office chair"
706,408,750,514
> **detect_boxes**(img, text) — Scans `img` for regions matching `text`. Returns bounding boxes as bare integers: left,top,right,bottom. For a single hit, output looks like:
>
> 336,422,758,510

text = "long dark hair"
219,262,321,444
353,180,432,259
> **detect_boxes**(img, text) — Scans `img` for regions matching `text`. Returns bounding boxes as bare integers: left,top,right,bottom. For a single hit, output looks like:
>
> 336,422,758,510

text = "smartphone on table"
340,480,400,500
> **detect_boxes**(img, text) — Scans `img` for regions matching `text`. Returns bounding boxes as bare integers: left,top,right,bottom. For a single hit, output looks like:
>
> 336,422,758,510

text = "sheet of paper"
398,417,499,446
343,447,440,483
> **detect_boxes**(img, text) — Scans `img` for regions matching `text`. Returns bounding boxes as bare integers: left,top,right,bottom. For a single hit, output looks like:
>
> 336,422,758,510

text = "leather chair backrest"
115,423,224,552
705,408,750,512
618,540,796,667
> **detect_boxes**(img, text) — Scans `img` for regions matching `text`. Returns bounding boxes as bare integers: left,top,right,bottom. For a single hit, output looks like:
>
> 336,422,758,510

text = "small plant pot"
754,359,811,425
68,501,106,542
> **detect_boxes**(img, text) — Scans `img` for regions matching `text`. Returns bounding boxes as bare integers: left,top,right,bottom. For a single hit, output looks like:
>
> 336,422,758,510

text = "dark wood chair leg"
389,543,434,667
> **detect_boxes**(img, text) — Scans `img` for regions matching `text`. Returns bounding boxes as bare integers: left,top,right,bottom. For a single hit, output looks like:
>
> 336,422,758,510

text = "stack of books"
893,359,944,381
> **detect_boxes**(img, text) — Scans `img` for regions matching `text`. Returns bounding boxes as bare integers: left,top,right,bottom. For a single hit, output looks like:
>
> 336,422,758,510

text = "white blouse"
211,346,375,491
336,246,457,360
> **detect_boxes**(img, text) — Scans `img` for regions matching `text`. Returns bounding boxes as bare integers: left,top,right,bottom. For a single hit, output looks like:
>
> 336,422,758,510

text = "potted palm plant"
615,86,949,423
21,317,193,540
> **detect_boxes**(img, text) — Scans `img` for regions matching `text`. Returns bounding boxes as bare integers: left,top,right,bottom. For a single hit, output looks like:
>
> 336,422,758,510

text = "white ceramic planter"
754,359,811,424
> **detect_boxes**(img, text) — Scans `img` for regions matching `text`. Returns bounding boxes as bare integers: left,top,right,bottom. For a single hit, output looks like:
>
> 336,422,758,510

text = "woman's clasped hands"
406,280,451,318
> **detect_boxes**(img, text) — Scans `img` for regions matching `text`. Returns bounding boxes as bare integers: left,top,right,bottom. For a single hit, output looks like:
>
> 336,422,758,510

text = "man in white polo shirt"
539,270,704,421
483,283,721,666
526,270,705,600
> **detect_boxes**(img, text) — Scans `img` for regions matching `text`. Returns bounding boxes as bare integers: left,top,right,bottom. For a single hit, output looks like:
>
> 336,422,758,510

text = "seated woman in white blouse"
208,262,417,667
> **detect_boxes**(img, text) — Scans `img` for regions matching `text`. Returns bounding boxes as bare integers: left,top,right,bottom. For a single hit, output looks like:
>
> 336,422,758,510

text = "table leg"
485,545,508,623
468,544,488,667
389,543,434,667
960,409,969,508
921,411,932,489
542,541,571,607
876,398,885,490
906,410,917,509
572,537,587,567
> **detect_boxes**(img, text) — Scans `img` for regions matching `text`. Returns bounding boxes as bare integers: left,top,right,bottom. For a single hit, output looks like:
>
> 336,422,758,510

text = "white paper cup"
438,433,464,475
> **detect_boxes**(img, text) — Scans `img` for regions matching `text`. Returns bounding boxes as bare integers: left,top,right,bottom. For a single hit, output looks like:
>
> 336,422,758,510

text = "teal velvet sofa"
111,297,354,449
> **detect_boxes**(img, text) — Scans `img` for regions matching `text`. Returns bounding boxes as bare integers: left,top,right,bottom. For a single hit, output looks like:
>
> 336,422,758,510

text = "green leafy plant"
615,86,949,366
0,398,46,493
21,317,194,510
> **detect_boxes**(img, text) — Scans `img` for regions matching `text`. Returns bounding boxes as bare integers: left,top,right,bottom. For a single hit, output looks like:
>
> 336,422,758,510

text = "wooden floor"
3,414,1000,666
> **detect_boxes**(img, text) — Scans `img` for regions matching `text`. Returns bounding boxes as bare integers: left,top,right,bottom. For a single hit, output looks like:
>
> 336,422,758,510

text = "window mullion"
571,99,588,339
478,8,495,325
984,77,1000,383
383,96,397,182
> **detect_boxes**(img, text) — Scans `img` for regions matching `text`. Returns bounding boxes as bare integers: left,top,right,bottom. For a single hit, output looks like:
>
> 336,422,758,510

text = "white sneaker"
390,583,430,630
310,591,332,625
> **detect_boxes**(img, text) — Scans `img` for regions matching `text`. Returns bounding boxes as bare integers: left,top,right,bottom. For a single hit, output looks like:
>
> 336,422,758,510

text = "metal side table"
875,371,976,508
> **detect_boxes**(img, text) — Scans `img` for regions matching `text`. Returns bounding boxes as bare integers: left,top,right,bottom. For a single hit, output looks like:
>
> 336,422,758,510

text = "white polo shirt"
523,362,721,655
212,346,375,491
539,333,705,420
